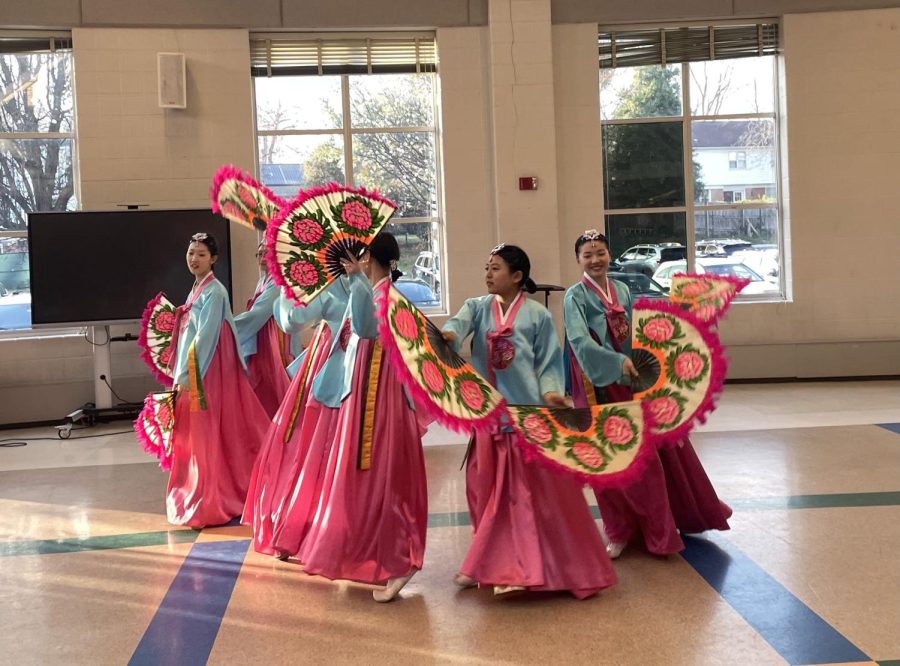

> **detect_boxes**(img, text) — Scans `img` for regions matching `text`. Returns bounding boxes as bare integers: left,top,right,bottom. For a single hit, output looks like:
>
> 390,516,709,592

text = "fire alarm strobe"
518,177,538,191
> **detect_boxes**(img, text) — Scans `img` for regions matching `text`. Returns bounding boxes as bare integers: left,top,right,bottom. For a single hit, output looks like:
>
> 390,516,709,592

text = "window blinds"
250,33,437,76
0,32,72,54
599,22,779,68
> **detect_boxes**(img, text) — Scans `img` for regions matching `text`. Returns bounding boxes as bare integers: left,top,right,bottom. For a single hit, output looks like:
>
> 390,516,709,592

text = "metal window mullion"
603,206,687,215
682,61,697,272
691,111,775,122
341,75,353,186
0,132,74,139
694,202,778,212
348,125,435,134
387,216,439,224
0,230,28,238
257,128,344,137
772,54,786,296
600,115,683,126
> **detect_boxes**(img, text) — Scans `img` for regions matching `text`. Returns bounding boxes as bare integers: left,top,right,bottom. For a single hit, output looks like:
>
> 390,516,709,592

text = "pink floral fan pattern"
138,292,177,387
133,391,176,469
377,282,506,432
507,400,655,489
210,165,288,231
668,273,750,322
267,183,397,306
631,299,728,446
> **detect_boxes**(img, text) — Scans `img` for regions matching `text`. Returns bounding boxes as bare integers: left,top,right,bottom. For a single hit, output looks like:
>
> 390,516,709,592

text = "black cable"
83,326,111,346
100,375,143,406
0,428,134,448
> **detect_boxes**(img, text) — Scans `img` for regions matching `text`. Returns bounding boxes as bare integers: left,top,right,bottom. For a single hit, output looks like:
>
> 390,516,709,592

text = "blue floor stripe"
129,539,249,666
681,534,869,665
878,422,900,434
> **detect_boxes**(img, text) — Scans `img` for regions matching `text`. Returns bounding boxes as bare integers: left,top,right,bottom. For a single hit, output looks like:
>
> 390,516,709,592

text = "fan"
266,184,397,307
668,273,750,323
210,165,287,231
630,348,661,394
507,401,654,489
378,282,505,432
138,292,177,387
134,391,176,470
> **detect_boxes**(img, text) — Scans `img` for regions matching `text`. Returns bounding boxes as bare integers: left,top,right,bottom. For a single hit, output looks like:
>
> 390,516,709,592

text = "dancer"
165,233,268,527
242,276,350,555
443,244,616,598
565,230,728,559
234,242,291,418
286,233,428,603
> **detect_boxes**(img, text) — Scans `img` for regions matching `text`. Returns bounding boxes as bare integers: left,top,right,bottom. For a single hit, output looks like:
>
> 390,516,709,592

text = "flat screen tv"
27,209,233,327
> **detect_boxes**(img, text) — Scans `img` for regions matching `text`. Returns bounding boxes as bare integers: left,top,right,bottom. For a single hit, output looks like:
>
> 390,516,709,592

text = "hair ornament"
490,243,506,255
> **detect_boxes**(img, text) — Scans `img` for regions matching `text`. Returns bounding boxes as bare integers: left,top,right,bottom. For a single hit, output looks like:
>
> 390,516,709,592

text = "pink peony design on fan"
153,310,176,334
291,217,325,245
340,200,373,231
649,395,681,426
288,258,322,288
602,414,635,447
156,401,173,429
569,440,607,471
678,280,714,298
421,358,448,395
643,316,676,345
674,350,706,381
456,376,487,413
392,305,421,345
221,201,244,222
237,185,257,209
522,413,553,445
158,345,173,367
692,304,718,321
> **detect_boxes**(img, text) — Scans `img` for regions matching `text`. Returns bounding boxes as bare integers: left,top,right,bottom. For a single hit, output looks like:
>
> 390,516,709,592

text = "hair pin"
490,243,506,255
191,232,209,242
581,229,602,241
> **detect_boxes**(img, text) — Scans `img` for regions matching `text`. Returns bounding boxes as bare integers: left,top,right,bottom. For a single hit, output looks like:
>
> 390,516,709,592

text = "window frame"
0,42,81,339
252,71,446,313
599,54,785,302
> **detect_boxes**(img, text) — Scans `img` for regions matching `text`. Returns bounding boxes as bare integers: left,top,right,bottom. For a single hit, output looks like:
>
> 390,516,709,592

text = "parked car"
413,251,441,293
0,291,31,330
653,259,780,295
616,244,686,277
695,239,753,258
394,277,440,308
608,272,669,299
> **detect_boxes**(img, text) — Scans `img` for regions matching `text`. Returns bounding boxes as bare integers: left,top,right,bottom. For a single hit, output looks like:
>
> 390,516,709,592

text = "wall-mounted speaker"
157,52,186,109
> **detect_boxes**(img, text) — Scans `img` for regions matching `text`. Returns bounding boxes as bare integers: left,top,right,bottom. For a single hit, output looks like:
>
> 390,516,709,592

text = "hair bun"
523,277,538,294
391,268,404,282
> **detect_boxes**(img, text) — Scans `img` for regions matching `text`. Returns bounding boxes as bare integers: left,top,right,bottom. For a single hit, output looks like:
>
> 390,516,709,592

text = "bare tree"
0,53,75,231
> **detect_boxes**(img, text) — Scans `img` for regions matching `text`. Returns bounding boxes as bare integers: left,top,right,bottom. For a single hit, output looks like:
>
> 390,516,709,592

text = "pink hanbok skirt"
295,339,427,584
242,325,333,555
166,326,268,527
247,318,291,419
460,430,617,599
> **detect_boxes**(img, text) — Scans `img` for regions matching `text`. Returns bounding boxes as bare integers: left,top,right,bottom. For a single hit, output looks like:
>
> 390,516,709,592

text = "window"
599,21,784,299
0,34,76,331
251,34,443,311
728,151,747,169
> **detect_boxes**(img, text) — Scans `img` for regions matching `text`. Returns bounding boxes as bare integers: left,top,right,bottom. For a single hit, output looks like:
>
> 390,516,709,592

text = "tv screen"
27,209,233,327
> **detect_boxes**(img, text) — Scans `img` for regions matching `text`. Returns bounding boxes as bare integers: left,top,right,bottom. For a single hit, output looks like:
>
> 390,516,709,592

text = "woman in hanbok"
234,242,292,418
282,233,428,603
242,277,350,556
564,230,729,559
166,233,268,527
443,244,616,599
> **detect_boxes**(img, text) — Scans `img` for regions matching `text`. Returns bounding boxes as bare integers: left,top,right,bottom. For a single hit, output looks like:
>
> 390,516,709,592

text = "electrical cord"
99,375,143,406
0,428,134,448
83,326,110,346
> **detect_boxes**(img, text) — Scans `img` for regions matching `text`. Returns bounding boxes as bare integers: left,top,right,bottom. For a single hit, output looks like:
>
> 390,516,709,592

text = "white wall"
0,28,260,424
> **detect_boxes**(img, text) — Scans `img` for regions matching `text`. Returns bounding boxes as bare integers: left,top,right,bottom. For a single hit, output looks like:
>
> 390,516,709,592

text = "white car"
653,259,780,295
